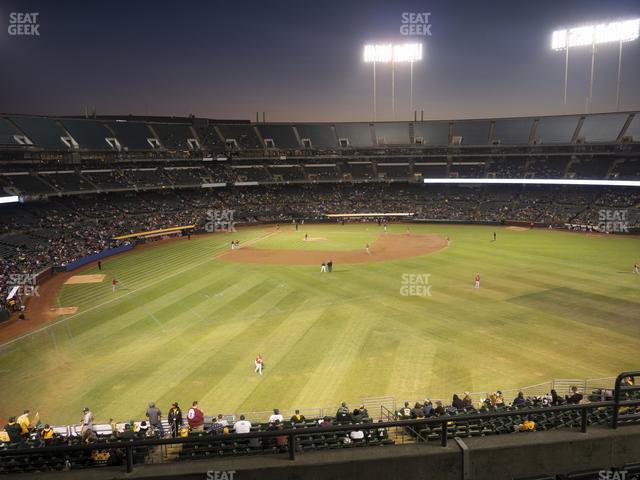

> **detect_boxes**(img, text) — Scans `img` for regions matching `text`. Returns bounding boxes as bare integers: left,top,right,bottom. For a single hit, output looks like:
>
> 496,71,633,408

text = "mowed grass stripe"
1,225,639,424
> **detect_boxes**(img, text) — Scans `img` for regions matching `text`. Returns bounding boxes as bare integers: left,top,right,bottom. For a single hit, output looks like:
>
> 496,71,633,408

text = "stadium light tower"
364,43,423,120
552,18,640,112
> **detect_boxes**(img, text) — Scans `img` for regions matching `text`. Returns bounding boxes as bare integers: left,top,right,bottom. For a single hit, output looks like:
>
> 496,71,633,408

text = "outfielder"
475,274,480,289
254,354,263,375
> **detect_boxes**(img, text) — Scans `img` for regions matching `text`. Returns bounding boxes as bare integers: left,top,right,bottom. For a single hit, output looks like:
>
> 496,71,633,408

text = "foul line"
0,230,278,350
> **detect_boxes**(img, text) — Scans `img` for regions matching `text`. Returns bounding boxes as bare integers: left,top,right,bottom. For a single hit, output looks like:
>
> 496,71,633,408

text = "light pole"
391,60,395,120
364,43,423,121
552,19,639,113
373,60,377,121
616,39,623,111
410,60,414,118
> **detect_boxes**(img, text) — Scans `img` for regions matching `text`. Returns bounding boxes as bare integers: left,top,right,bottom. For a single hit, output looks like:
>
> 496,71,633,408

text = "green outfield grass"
1,224,639,425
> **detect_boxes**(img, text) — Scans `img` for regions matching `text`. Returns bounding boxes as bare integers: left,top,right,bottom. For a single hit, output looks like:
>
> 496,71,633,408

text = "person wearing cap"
41,424,55,443
4,417,23,445
168,402,182,438
81,407,94,436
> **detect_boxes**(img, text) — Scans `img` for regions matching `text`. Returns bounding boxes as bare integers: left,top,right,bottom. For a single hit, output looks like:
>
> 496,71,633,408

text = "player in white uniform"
254,354,263,375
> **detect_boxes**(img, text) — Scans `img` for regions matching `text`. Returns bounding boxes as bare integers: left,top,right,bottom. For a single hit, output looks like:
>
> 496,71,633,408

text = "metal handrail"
612,371,640,428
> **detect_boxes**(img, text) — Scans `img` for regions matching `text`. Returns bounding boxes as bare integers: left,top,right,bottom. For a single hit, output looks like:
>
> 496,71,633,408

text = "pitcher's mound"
221,233,447,265
65,274,105,284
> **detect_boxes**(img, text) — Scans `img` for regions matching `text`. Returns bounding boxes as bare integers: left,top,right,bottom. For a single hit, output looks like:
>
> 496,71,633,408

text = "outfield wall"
61,243,135,272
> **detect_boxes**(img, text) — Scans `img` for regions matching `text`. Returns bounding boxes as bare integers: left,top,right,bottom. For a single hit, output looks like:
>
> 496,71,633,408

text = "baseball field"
0,223,638,425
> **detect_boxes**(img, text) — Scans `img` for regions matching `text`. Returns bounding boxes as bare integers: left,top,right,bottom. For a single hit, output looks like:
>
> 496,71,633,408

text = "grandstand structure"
0,112,639,224
1,112,639,182
0,113,639,478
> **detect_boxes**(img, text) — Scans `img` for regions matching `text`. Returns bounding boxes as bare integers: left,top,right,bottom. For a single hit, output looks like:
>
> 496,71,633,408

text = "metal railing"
1,371,638,474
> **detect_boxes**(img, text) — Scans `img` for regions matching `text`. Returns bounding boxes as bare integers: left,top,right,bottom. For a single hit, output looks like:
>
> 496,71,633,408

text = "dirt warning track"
220,233,447,265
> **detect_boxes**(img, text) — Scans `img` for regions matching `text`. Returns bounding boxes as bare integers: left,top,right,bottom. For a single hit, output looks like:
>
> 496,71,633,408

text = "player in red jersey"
254,354,263,375
475,274,480,289
111,277,118,293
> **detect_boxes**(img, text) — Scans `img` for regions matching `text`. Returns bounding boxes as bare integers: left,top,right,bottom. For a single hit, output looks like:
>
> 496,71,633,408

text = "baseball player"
365,243,370,254
112,277,118,293
321,261,327,273
475,274,480,289
634,263,639,274
254,354,263,375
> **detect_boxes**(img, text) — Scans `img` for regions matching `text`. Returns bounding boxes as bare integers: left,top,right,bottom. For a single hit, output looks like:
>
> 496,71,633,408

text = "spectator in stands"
410,402,423,419
495,391,505,407
81,407,94,436
290,410,306,425
433,401,445,417
272,420,288,450
565,386,584,405
268,408,284,424
4,417,23,445
168,402,182,438
208,419,228,435
17,409,32,438
550,389,562,406
319,416,333,428
621,376,635,387
41,424,55,443
233,415,252,434
462,393,473,409
118,423,134,440
145,401,164,437
137,421,149,438
398,402,412,419
214,414,229,427
517,415,536,432
336,402,351,423
187,401,204,432
512,392,526,407
351,408,364,423
452,394,464,410
82,427,97,443
423,399,433,417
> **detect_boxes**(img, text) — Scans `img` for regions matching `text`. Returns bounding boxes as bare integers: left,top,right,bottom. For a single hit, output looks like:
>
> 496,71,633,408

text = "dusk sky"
0,0,639,122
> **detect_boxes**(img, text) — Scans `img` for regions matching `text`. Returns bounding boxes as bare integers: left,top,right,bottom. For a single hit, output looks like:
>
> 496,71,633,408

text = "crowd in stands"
3,377,637,463
1,183,639,311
